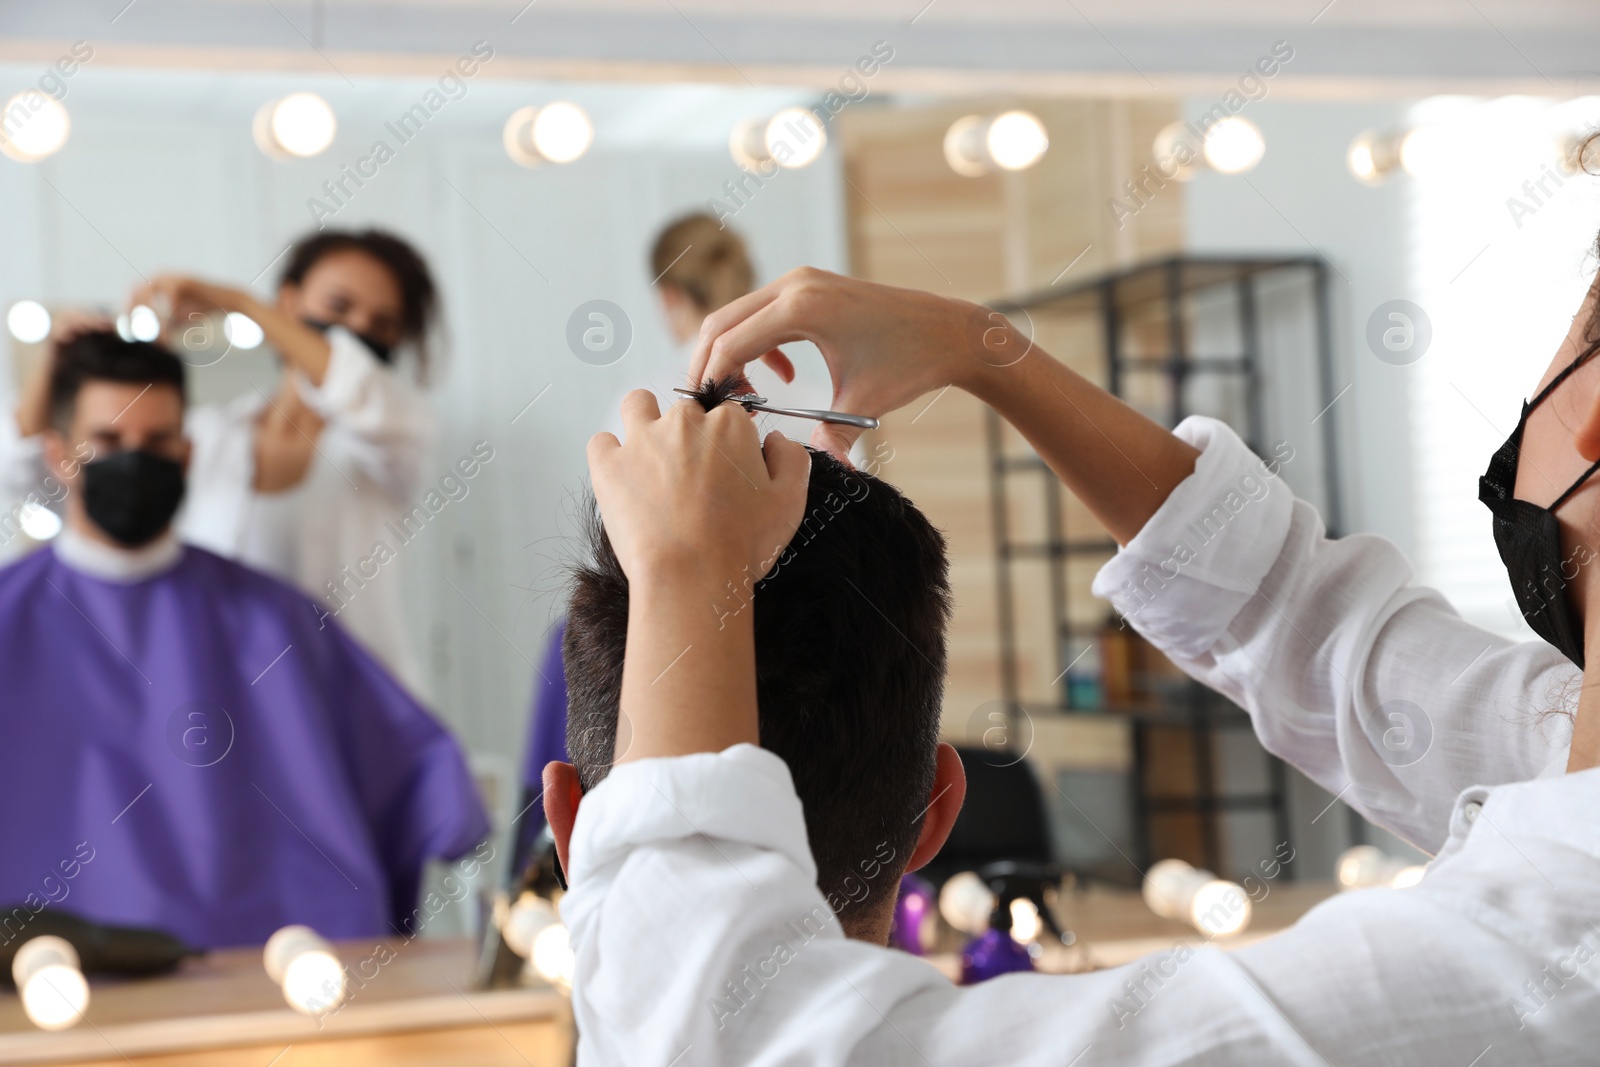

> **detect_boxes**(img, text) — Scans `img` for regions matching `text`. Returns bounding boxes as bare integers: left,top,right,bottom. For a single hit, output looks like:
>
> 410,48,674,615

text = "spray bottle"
958,861,1074,985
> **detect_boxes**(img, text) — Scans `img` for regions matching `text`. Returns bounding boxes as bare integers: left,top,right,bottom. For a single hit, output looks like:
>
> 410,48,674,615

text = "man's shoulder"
177,544,324,614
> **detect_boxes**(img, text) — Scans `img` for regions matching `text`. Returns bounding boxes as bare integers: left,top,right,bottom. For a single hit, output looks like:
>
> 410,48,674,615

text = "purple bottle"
957,864,1072,985
960,925,1035,984
888,874,937,955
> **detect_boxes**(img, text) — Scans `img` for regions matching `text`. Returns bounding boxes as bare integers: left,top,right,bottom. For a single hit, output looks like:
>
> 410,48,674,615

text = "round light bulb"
18,502,62,541
7,300,52,344
503,892,560,959
1008,898,1042,944
531,101,594,164
14,936,89,1031
264,925,346,1016
1389,864,1426,889
223,312,265,350
128,305,161,342
938,871,995,935
264,93,337,158
943,115,989,177
1151,121,1202,182
1142,858,1204,920
0,92,71,163
764,107,827,169
986,110,1049,172
531,922,575,989
1347,134,1379,183
281,950,346,1015
1202,116,1265,175
1189,879,1252,937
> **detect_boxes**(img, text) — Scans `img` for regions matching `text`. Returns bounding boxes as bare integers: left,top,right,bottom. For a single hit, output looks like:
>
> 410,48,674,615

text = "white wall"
0,63,850,839
1182,98,1422,875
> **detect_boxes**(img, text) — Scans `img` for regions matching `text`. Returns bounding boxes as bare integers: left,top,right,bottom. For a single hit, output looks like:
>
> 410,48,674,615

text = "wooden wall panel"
836,97,1185,741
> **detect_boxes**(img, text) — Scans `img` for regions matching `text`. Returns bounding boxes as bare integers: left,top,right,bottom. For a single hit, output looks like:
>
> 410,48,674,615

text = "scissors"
670,388,879,430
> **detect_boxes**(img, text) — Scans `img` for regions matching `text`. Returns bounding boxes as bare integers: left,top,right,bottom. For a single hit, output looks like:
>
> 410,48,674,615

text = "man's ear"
905,742,966,873
541,761,585,877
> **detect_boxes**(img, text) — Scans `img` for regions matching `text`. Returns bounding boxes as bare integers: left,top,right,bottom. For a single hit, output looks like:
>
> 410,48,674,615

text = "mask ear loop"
1537,337,1600,512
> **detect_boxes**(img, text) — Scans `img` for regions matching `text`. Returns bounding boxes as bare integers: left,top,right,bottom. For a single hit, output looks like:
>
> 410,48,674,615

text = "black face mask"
1479,340,1600,668
300,316,395,364
82,450,187,548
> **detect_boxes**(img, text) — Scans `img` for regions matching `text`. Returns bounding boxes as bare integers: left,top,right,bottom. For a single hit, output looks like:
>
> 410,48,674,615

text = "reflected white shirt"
563,416,1597,1064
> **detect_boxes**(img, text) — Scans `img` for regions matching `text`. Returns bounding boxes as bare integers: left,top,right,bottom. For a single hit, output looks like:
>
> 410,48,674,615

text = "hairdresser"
6,229,439,697
691,247,1600,859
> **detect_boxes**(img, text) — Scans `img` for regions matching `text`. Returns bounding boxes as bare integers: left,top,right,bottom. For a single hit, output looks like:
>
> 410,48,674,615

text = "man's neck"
54,522,182,583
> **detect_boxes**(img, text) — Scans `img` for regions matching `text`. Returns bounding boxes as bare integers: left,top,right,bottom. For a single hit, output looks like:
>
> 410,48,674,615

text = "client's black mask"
300,316,395,364
1479,340,1600,668
82,451,186,548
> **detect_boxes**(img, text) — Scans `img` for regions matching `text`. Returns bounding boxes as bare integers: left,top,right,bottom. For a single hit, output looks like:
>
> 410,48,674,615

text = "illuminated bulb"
13,936,89,1031
223,312,265,350
938,871,995,935
531,923,575,989
1151,121,1202,182
986,110,1048,172
1143,858,1250,936
532,102,594,163
1336,845,1424,890
764,107,828,169
502,892,560,959
0,92,71,162
942,116,988,177
254,93,337,160
1189,879,1252,937
1347,135,1378,183
503,103,594,167
18,502,62,541
1008,898,1042,944
7,300,52,344
125,305,161,343
728,117,768,170
1389,865,1426,889
1202,116,1265,175
263,925,347,1016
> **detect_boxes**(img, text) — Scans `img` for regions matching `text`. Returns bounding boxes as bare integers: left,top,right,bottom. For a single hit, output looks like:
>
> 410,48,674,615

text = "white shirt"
563,416,1597,1064
2,329,435,698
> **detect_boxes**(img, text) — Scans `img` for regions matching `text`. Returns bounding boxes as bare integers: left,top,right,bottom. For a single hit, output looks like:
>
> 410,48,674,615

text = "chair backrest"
920,746,1053,886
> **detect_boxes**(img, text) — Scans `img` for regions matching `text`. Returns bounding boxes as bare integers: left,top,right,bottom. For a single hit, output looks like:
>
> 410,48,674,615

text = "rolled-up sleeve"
565,745,1600,1065
1092,416,1573,853
294,328,435,502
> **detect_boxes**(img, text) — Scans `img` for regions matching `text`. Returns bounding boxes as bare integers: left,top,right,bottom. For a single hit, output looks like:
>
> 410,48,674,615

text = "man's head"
42,330,189,548
548,413,967,941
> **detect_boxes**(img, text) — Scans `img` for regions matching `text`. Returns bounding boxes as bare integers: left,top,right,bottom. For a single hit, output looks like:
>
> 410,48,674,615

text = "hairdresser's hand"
590,390,810,766
14,309,113,437
127,274,251,325
588,390,811,584
690,268,1014,455
128,274,334,383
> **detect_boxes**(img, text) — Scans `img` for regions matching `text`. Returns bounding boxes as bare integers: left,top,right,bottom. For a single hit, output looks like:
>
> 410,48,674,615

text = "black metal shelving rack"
985,254,1343,881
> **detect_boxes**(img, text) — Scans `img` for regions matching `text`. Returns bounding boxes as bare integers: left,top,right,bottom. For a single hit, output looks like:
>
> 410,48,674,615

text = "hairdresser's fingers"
617,389,662,440
585,431,621,479
809,421,862,463
689,283,784,383
701,300,815,386
763,430,812,493
760,349,796,384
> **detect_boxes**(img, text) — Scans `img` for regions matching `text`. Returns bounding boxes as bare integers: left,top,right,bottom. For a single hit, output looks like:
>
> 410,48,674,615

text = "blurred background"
3,0,1599,1060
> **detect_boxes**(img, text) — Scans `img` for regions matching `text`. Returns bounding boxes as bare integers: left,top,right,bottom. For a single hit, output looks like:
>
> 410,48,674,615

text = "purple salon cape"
0,543,489,948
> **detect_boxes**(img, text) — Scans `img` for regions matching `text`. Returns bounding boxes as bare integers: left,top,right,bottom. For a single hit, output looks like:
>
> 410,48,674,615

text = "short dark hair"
50,330,185,433
280,228,439,369
564,385,951,929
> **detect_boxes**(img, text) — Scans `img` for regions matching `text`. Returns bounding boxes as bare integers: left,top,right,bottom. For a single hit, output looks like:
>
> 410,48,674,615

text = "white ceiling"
1,0,1598,96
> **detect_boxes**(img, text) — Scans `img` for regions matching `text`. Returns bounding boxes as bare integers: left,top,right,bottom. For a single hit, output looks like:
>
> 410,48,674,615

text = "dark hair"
50,331,185,433
564,381,952,931
649,212,755,313
280,228,439,369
